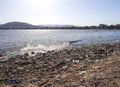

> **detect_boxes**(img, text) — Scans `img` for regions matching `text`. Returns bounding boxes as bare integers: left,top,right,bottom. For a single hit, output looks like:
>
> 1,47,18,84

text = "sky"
0,0,120,26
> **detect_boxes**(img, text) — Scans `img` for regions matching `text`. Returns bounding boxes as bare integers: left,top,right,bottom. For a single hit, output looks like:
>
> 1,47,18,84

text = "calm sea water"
0,29,120,54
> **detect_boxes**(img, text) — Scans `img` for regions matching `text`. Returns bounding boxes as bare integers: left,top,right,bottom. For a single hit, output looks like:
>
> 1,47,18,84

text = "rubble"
0,43,120,87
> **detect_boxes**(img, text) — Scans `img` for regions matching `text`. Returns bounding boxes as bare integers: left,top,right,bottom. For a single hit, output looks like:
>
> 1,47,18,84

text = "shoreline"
0,40,119,60
0,42,120,86
0,28,120,30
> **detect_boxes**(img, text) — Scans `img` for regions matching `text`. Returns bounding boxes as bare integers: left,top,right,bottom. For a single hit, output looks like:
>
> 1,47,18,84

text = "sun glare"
24,0,54,8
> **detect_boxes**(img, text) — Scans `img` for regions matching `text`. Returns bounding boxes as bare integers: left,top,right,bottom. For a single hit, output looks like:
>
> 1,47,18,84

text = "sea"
0,29,120,56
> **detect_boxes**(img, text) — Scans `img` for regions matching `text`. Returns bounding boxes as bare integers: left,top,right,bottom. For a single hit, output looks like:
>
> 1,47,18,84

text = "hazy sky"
0,0,120,25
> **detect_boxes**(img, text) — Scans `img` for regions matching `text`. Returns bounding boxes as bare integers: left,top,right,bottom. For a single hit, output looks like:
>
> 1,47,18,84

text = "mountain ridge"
0,22,75,29
0,21,120,29
0,22,35,29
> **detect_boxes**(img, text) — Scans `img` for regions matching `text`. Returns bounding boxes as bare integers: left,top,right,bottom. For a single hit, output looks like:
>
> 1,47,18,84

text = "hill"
0,21,120,29
0,22,36,29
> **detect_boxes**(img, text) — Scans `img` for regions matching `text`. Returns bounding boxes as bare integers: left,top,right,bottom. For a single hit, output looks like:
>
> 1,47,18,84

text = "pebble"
0,43,120,87
31,52,35,54
72,60,79,63
24,53,29,57
0,54,2,57
4,79,18,84
29,78,37,83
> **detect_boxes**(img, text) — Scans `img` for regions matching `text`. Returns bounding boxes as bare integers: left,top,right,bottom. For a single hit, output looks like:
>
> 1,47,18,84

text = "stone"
0,43,120,86
72,60,79,63
0,54,2,57
29,78,37,83
24,53,29,57
85,55,89,58
63,65,68,69
31,52,35,54
38,80,49,86
4,79,18,84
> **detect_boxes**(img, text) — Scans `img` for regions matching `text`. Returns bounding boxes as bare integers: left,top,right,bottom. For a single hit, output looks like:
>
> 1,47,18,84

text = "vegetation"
0,22,120,29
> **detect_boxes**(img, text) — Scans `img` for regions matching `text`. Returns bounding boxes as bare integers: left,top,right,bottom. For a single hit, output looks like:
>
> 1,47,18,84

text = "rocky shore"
0,43,120,87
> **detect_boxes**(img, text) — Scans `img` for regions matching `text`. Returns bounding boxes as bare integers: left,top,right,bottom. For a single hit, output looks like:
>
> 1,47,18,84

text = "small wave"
69,39,82,44
47,42,70,51
20,42,70,53
112,39,120,42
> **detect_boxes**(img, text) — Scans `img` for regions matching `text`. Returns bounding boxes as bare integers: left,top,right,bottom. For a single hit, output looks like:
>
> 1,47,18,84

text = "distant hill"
0,22,36,29
0,22,75,29
0,21,120,29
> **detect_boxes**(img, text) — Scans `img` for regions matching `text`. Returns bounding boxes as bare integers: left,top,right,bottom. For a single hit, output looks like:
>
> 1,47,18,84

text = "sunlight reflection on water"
0,29,120,53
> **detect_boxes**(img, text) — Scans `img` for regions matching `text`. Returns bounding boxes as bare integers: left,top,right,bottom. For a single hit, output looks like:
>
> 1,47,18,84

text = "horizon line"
0,21,120,26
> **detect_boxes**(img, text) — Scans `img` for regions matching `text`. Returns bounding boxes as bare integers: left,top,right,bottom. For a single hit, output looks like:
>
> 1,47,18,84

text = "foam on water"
20,42,70,53
0,29,120,57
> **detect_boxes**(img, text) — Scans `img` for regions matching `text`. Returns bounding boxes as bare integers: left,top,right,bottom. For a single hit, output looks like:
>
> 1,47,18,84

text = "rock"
15,61,31,65
63,65,68,69
72,60,79,63
4,79,18,84
79,66,87,71
38,80,49,86
55,61,68,67
0,54,2,57
85,55,89,58
17,67,24,70
97,49,106,54
29,78,37,83
31,52,35,54
0,43,120,86
24,53,29,57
